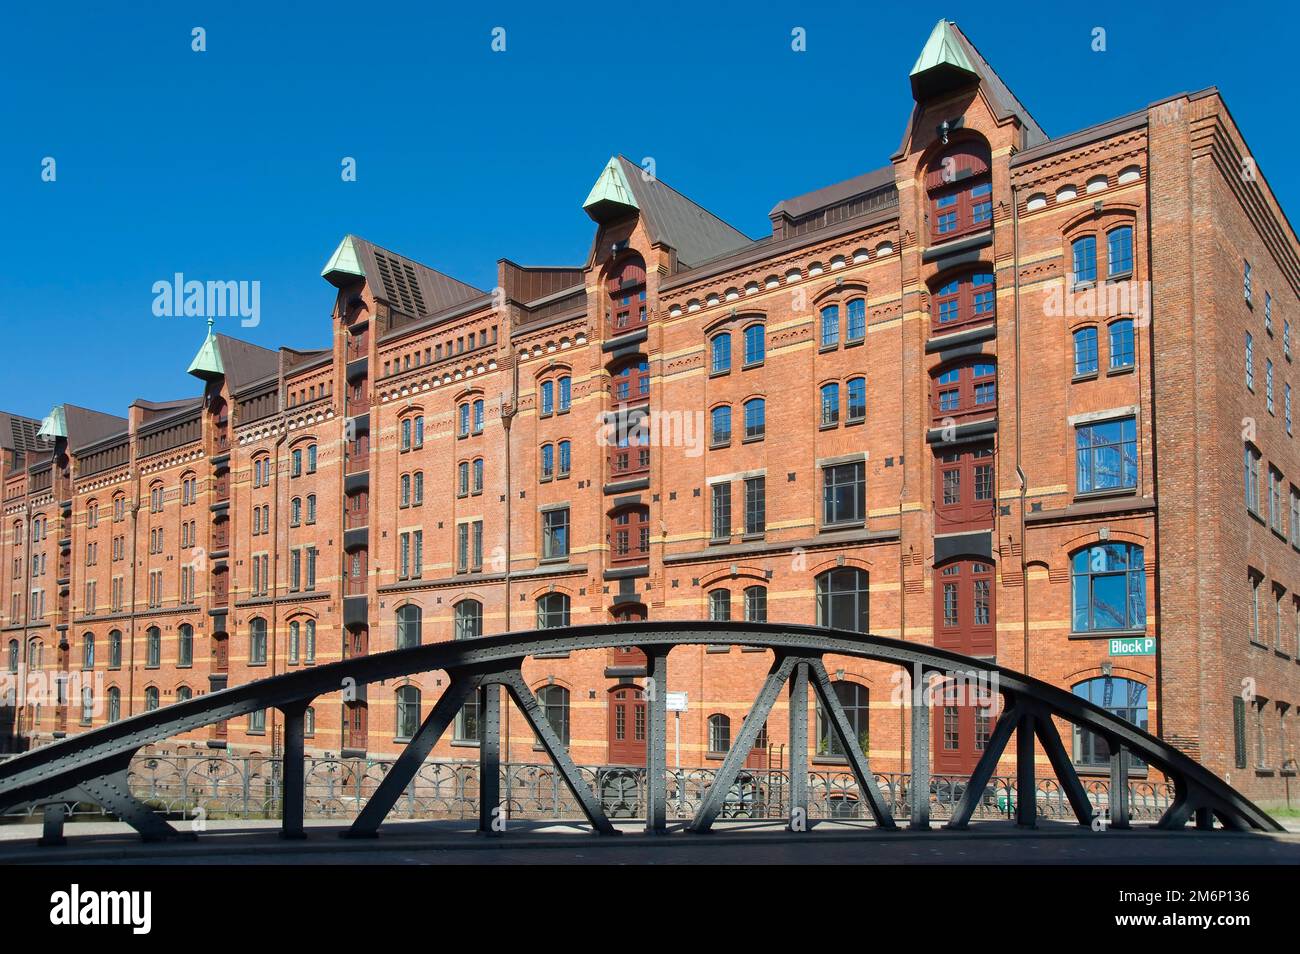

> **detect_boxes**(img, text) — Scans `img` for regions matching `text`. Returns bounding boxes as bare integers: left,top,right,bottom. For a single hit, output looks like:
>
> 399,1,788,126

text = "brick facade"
2,21,1298,805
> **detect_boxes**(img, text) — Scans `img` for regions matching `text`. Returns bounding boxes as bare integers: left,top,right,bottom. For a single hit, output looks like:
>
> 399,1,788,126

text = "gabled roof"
769,165,897,221
61,405,129,452
321,234,485,318
0,411,45,453
585,156,755,269
214,334,280,394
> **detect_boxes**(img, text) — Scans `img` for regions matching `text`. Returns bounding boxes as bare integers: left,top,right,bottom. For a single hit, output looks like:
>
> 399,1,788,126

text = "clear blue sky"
1,0,1295,422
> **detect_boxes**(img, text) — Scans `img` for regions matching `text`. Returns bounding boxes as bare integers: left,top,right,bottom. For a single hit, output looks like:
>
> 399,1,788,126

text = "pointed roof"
36,405,66,441
910,19,977,98
321,234,366,284
187,318,224,381
584,156,755,270
319,234,485,319
583,158,639,220
0,412,44,454
899,20,1047,154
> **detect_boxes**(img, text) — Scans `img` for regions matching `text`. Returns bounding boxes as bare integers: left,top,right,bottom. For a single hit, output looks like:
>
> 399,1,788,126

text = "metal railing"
2,750,1175,826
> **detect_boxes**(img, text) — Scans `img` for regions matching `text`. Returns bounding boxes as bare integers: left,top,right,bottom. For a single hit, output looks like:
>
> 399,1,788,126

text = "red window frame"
933,559,996,657
931,359,997,425
926,141,992,244
609,358,650,406
609,506,651,564
608,425,650,479
931,270,996,333
608,256,648,336
933,442,995,533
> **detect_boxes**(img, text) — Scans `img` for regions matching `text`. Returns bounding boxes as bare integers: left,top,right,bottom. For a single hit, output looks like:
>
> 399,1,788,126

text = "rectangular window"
820,305,840,348
1267,359,1274,413
471,522,482,571
542,508,569,560
822,461,866,526
744,476,765,536
1233,696,1248,769
1244,259,1253,304
456,524,469,574
711,482,732,541
846,299,866,342
1246,332,1254,390
1075,416,1137,494
1270,467,1285,534
1244,445,1262,514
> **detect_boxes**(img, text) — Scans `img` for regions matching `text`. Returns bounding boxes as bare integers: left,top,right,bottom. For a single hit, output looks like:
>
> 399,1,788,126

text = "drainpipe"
900,229,910,778
269,356,289,758
501,344,519,766
1012,183,1031,675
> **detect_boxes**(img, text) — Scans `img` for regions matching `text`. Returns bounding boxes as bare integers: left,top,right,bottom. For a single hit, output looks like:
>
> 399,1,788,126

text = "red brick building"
3,20,1298,804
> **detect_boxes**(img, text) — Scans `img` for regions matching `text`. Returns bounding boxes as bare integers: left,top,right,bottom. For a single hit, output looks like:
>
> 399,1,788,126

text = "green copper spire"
187,317,224,381
909,20,978,100
321,234,366,287
36,404,66,441
582,157,639,222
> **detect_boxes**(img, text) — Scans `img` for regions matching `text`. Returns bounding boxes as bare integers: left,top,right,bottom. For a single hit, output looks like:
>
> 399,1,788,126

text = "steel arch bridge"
0,621,1280,845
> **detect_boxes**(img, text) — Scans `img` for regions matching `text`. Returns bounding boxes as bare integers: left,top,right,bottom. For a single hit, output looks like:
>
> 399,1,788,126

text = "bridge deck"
2,817,1298,865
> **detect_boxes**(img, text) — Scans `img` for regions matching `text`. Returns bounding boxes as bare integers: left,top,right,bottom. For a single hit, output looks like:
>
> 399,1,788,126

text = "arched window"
934,559,996,655
537,593,570,629
144,686,159,712
458,460,470,496
82,633,94,670
540,379,555,415
743,324,765,365
708,714,732,754
817,682,869,758
610,358,650,404
291,496,302,525
249,617,267,665
816,568,869,633
710,405,732,446
396,604,422,649
710,333,732,374
396,685,422,741
607,254,647,334
305,619,316,664
537,685,570,745
304,706,316,737
1107,226,1134,278
540,443,555,481
177,685,193,703
820,304,840,348
288,621,300,663
846,298,867,342
1073,327,1099,376
6,639,17,674
455,600,482,640
109,630,122,669
820,383,840,427
1072,676,1148,768
178,623,193,668
743,398,765,441
846,377,867,424
609,505,651,563
931,359,996,424
927,140,992,242
146,626,162,668
558,375,572,412
105,686,121,723
744,585,767,622
1109,319,1135,370
1071,235,1097,285
472,400,484,433
708,588,731,621
1071,543,1146,633
557,441,571,478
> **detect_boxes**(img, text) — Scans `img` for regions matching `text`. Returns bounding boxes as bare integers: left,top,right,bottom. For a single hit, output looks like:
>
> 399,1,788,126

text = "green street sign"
1109,636,1156,656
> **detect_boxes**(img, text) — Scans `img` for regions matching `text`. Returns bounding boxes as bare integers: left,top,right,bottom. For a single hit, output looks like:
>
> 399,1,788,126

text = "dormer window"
926,140,992,243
